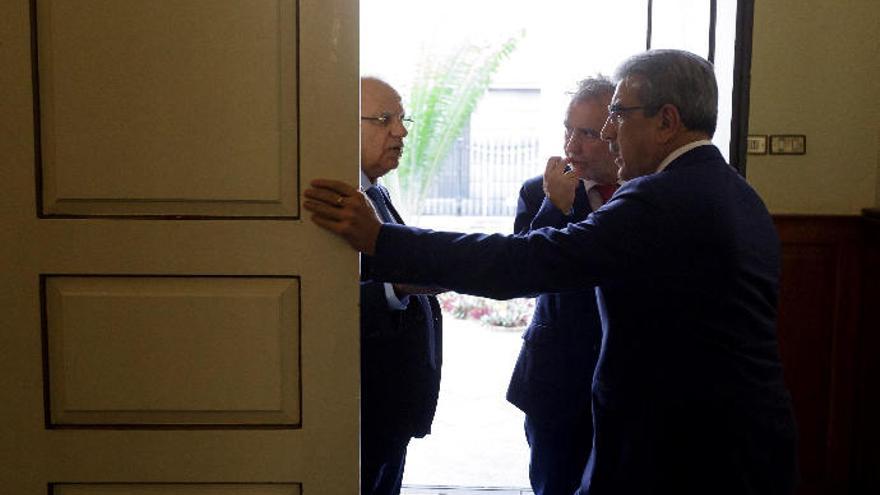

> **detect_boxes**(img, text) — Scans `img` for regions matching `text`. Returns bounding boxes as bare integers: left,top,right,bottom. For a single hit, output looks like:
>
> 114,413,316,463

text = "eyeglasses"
606,104,646,124
361,112,414,128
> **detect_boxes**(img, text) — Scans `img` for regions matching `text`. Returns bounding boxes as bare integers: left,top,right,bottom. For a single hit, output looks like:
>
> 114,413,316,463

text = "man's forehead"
611,77,641,103
362,81,402,111
567,98,610,121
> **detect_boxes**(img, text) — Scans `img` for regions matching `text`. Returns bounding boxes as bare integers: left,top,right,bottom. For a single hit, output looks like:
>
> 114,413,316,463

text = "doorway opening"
361,1,741,492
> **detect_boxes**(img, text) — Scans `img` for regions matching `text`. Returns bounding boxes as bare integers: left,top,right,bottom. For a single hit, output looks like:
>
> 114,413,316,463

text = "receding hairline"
361,76,399,96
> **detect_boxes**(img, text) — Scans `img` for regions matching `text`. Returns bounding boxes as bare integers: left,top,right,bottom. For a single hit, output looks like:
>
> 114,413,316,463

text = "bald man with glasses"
356,76,443,495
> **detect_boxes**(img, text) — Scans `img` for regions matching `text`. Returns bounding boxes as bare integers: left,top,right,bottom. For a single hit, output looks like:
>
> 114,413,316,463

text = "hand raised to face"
303,179,382,255
543,156,580,214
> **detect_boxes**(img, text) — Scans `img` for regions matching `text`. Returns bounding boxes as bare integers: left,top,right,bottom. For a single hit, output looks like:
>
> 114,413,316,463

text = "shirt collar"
582,178,599,191
656,139,713,173
581,177,622,192
360,170,376,190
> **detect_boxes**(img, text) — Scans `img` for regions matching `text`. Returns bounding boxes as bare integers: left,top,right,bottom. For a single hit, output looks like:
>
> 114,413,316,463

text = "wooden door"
0,0,361,493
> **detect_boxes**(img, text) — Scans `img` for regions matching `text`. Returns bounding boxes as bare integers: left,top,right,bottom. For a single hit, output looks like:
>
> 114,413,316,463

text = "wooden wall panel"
853,209,880,494
773,215,864,495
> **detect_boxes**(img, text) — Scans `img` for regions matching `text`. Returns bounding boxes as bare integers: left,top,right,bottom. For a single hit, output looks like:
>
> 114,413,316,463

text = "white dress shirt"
582,179,622,212
655,139,713,174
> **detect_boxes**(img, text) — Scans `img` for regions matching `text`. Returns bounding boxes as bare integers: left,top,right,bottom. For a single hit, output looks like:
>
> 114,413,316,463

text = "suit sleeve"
530,196,578,230
371,183,661,300
515,176,581,233
513,181,540,234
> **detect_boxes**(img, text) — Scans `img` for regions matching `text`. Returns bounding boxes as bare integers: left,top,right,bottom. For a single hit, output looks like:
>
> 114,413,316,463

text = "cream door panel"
0,0,359,493
43,276,300,427
36,0,297,217
51,483,301,495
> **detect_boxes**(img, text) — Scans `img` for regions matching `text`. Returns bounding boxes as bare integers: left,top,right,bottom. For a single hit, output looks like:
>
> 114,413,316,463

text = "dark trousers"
361,431,410,495
525,414,593,495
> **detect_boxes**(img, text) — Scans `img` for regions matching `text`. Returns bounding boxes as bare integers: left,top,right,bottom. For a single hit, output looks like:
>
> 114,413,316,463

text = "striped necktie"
365,186,395,224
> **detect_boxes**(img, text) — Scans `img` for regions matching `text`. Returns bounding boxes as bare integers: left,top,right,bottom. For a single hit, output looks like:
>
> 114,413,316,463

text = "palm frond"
388,33,523,217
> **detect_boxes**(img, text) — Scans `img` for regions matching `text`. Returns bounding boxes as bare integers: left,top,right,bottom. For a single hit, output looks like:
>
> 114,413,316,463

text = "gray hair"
570,74,615,104
613,49,718,137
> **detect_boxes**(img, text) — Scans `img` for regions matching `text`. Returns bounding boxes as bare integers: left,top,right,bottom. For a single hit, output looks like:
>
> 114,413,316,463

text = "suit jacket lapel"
377,185,405,225
573,183,592,218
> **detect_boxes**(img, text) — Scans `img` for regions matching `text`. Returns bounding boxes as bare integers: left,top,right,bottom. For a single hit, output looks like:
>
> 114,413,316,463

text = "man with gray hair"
305,49,797,494
508,75,618,495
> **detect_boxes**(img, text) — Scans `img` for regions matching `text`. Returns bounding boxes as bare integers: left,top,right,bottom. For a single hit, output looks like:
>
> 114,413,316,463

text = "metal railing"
422,136,542,217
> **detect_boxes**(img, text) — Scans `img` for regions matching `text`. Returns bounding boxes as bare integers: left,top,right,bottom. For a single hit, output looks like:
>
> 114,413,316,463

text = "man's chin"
620,169,641,182
570,164,589,179
615,158,629,179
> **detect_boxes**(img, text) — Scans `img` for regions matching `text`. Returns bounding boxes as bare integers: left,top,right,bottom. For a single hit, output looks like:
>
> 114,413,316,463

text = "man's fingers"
304,179,362,208
308,205,380,256
304,199,346,220
309,178,359,196
309,213,342,233
545,156,573,174
303,188,344,206
546,156,564,170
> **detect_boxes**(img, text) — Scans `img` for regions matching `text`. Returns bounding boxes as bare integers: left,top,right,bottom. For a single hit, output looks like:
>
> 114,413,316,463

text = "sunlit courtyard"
403,312,534,494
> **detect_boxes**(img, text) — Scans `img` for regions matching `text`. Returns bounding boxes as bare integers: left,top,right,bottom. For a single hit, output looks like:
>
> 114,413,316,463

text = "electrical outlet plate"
769,135,806,155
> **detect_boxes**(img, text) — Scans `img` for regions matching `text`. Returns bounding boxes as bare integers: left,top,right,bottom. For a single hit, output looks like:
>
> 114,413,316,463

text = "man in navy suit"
509,76,619,495
306,51,796,494
357,76,443,495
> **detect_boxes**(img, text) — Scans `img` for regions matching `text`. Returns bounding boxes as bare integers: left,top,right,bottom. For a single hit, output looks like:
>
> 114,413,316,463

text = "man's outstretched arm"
303,179,382,255
304,178,641,300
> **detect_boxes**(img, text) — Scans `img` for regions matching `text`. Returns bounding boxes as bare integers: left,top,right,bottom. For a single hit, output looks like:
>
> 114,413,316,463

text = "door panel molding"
32,0,300,219
49,482,302,495
41,274,302,429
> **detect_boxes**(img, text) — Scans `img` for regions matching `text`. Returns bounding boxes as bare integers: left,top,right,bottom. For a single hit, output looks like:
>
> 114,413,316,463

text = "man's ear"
656,104,682,143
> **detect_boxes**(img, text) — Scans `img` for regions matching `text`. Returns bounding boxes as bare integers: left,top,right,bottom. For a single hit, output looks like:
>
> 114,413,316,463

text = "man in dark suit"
306,50,796,494
357,76,443,495
508,76,618,495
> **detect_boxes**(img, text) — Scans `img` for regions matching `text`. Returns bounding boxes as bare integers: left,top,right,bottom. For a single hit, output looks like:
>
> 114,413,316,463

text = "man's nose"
392,119,408,138
600,116,616,142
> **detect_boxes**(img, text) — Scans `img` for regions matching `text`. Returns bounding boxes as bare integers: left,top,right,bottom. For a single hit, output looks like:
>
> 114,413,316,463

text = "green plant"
385,33,522,216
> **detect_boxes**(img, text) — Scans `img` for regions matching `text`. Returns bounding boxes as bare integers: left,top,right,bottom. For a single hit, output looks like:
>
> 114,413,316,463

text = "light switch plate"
747,135,767,154
769,135,806,155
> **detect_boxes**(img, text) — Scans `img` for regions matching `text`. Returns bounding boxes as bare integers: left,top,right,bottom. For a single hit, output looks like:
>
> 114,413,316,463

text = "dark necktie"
365,186,395,224
365,185,437,366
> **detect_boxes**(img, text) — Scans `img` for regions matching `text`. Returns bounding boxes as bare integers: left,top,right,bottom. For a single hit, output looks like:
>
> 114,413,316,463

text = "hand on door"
304,179,382,255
